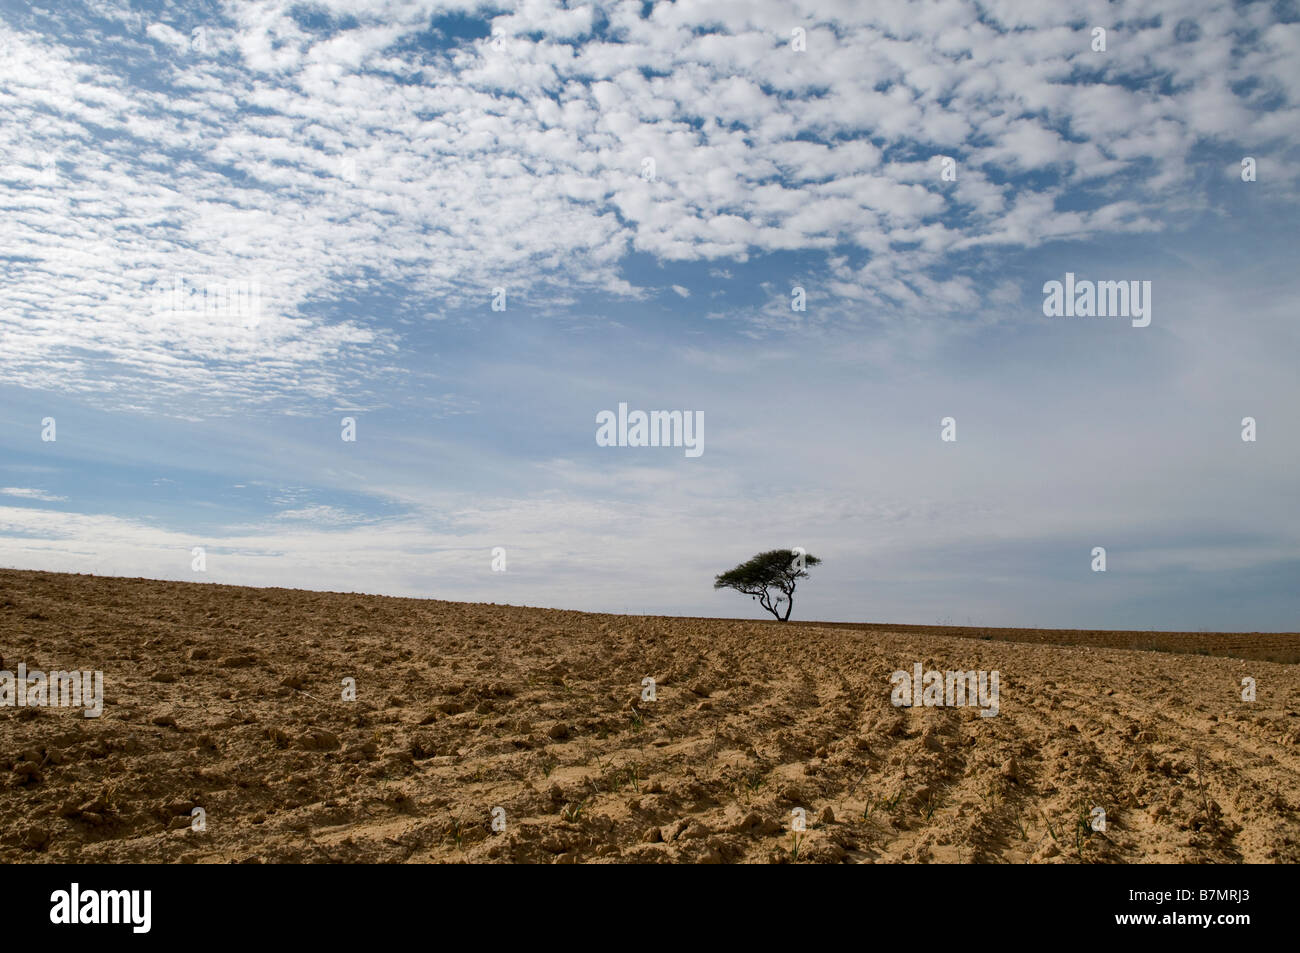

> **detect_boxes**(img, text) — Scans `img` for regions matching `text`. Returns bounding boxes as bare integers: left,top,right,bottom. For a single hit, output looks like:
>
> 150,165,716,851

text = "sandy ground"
2,568,1297,864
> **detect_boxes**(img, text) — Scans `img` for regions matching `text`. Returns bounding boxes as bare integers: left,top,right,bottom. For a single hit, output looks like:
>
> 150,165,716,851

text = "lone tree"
714,548,821,621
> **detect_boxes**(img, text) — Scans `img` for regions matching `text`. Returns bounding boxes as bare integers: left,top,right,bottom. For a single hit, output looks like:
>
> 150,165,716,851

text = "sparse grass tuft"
562,798,588,823
787,830,802,862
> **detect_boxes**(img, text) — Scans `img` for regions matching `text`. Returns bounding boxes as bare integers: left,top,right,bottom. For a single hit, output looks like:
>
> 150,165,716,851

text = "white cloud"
273,504,366,525
0,487,68,502
0,0,1296,412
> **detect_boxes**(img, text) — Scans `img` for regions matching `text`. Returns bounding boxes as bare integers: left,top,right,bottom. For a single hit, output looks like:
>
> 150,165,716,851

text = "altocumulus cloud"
1,0,1297,409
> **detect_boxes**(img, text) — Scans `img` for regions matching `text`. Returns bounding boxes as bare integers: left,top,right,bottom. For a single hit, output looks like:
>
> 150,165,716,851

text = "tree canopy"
713,548,821,621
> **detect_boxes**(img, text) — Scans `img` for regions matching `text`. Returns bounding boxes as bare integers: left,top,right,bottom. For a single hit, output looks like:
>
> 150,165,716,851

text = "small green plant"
1012,806,1029,841
609,763,642,795
562,798,588,823
725,767,765,801
447,818,465,850
978,783,1003,810
879,791,904,813
1073,807,1094,859
787,830,802,862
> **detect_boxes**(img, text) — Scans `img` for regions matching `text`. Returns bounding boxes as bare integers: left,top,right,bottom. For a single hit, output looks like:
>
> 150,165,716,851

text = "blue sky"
1,0,1298,630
